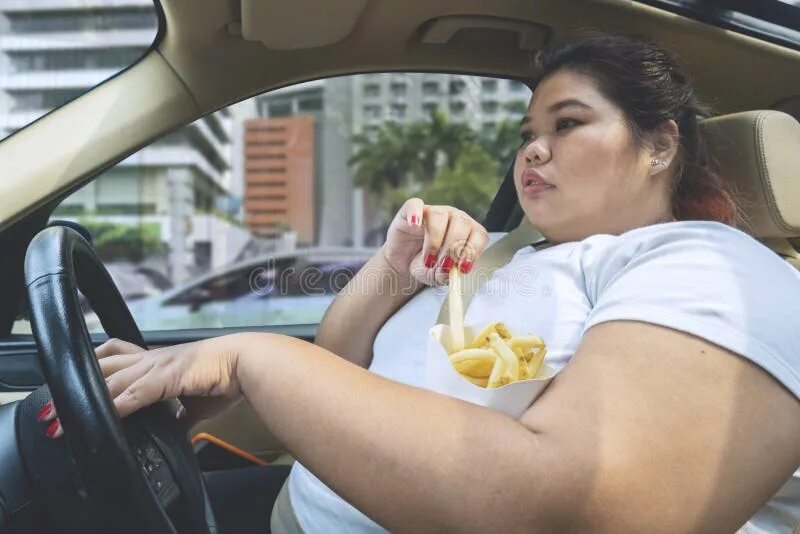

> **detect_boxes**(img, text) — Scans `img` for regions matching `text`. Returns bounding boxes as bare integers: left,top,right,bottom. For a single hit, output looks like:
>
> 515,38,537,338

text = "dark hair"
532,34,738,226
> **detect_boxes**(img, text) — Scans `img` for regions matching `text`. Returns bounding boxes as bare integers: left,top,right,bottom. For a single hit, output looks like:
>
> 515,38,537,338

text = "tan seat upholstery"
701,110,800,237
701,110,800,268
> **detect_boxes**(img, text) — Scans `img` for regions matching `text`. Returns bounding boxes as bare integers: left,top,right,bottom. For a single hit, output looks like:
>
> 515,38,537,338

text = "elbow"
507,436,600,533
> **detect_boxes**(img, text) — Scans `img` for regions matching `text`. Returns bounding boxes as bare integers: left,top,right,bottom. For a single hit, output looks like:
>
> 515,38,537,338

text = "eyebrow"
519,98,593,127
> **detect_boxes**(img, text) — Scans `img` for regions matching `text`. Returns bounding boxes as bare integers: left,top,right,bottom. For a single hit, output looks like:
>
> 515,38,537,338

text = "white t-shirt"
287,221,800,533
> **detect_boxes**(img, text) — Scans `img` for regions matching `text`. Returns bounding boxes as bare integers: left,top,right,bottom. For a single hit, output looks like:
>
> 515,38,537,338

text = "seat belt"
436,217,545,325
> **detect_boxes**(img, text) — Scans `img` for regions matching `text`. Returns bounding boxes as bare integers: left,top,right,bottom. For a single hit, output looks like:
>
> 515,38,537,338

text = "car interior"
0,0,798,532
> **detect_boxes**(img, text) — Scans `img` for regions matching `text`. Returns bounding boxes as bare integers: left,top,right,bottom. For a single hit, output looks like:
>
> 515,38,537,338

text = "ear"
647,119,680,176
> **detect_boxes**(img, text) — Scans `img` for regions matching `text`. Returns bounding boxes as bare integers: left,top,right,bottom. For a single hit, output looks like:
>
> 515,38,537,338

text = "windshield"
0,0,159,142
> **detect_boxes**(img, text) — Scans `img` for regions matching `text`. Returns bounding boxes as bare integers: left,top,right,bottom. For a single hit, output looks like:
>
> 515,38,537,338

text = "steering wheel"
20,225,217,533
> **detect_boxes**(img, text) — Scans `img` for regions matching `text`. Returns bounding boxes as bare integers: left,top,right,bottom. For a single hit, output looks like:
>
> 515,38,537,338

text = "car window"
0,1,159,142
13,72,530,333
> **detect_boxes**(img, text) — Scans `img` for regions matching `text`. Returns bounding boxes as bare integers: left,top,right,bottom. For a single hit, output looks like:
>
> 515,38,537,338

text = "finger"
96,338,144,359
437,211,473,276
399,197,424,227
421,206,449,270
457,226,490,274
105,358,157,403
114,367,171,419
36,399,57,422
98,353,144,378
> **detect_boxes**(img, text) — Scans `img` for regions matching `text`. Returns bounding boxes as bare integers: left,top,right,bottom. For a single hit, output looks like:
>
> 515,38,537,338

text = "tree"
78,219,167,262
349,122,419,195
349,110,476,195
419,143,501,220
349,111,520,221
479,119,522,171
412,109,476,179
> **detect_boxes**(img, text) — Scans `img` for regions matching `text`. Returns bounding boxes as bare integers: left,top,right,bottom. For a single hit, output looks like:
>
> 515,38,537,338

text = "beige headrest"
700,110,800,238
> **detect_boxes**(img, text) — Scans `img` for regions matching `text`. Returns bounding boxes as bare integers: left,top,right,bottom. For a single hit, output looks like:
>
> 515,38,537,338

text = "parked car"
122,249,372,331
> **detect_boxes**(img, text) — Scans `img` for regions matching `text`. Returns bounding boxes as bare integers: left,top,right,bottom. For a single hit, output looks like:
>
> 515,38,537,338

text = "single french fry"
495,323,512,340
509,335,546,354
453,358,495,378
467,322,502,349
513,348,531,379
461,375,489,388
448,348,497,362
487,355,506,388
488,332,519,380
448,267,465,353
527,346,547,378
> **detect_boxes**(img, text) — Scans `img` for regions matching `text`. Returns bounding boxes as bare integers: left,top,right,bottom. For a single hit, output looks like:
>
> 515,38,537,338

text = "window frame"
634,0,800,50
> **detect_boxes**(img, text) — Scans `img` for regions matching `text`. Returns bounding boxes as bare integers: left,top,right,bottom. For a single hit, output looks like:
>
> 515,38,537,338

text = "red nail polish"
441,256,455,271
45,419,61,438
410,214,418,225
37,401,53,422
424,254,437,268
460,260,473,274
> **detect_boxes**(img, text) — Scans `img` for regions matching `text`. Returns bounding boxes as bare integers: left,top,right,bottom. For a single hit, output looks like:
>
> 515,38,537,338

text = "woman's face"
514,69,674,243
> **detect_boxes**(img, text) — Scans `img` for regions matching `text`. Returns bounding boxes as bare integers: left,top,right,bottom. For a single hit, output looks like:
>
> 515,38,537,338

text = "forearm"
314,247,424,368
234,333,563,532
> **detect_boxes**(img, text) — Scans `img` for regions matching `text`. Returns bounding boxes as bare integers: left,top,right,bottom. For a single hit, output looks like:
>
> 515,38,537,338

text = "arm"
94,321,800,531
231,322,800,532
313,247,423,368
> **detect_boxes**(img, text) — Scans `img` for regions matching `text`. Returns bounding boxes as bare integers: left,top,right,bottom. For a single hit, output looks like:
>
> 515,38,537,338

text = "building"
253,78,358,248
351,73,531,136
244,116,315,244
0,0,246,282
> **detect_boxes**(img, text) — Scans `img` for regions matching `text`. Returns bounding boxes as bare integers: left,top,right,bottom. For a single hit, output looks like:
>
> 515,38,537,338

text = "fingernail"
37,401,53,422
424,254,437,269
410,214,418,226
45,418,62,439
441,256,455,272
459,260,473,274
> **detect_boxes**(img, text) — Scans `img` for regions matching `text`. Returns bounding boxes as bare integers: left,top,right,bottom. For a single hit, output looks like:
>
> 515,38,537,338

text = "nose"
524,137,550,165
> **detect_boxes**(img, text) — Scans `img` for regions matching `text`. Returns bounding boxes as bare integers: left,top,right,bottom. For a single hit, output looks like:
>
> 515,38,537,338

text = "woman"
40,35,800,532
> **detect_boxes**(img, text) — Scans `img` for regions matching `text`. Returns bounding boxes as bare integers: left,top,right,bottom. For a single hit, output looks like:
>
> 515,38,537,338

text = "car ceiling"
158,0,800,117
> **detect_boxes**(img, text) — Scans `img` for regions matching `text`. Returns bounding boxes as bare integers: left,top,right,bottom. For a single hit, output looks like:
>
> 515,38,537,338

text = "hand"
382,198,490,286
37,336,245,438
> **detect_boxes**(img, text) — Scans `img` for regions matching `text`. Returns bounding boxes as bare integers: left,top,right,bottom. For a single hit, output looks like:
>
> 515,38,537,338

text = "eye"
518,131,533,148
555,117,579,132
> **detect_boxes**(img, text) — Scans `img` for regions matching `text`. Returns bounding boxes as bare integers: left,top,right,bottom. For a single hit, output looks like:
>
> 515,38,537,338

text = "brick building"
243,116,315,243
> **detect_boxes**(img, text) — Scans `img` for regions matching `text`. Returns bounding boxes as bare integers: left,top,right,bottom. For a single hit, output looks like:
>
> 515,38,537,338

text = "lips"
521,169,555,197
521,168,553,188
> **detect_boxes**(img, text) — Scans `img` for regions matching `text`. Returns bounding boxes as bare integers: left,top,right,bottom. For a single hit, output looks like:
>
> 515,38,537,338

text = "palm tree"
479,119,522,169
349,122,420,194
349,110,476,195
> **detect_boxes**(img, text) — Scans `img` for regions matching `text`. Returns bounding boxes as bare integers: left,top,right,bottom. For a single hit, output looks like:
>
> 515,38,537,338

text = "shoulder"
577,220,800,400
589,220,785,264
581,221,799,295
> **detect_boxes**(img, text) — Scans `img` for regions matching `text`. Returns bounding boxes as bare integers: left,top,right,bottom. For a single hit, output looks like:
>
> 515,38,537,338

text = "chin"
519,203,547,229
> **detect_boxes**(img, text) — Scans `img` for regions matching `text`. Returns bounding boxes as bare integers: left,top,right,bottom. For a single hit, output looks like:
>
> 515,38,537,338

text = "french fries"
446,267,548,388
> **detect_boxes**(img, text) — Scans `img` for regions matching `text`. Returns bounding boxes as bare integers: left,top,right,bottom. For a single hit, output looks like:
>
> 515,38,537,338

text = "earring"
651,158,662,167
